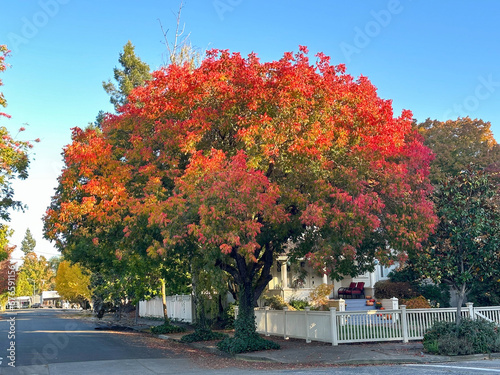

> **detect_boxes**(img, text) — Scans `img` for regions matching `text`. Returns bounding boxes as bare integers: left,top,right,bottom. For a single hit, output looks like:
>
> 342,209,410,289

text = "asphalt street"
1,309,500,374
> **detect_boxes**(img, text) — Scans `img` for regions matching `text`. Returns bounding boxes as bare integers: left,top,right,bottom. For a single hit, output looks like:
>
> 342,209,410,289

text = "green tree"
17,253,54,294
49,255,62,273
102,41,151,110
417,169,500,324
20,228,36,255
417,117,500,184
0,45,36,260
14,271,34,297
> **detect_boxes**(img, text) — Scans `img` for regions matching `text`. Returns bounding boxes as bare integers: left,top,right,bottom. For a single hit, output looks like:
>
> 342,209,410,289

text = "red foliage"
46,47,437,281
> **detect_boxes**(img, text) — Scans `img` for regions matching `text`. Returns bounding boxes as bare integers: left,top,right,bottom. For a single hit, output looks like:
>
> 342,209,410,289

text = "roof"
41,291,61,299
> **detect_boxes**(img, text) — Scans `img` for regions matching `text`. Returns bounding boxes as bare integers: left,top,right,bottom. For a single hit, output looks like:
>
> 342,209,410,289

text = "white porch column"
322,273,328,285
281,260,288,289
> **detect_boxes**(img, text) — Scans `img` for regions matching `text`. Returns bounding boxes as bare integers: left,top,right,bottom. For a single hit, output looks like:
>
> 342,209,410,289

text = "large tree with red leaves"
45,47,436,352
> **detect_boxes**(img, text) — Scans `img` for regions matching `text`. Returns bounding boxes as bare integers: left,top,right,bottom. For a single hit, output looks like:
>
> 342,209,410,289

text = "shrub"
419,283,450,308
262,295,295,310
388,265,451,307
217,302,238,329
309,283,334,308
288,297,309,310
217,333,280,354
401,295,431,309
217,310,280,353
181,327,228,343
150,322,186,334
468,280,500,307
374,280,418,299
423,319,500,355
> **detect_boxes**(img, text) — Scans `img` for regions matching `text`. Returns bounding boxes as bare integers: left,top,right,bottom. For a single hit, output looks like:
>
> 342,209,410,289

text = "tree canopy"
417,117,500,184
45,47,436,352
55,260,91,305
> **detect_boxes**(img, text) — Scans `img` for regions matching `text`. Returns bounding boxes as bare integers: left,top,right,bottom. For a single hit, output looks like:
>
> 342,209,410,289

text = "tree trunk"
160,278,169,323
234,280,258,339
455,283,467,326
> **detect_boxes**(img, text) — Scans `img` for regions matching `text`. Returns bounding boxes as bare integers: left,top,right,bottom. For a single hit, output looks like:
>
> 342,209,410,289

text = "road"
1,309,500,374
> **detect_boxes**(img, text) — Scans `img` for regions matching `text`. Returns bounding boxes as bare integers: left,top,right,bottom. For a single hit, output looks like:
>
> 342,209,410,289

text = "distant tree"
14,271,34,297
158,1,201,70
20,228,36,255
416,169,500,324
417,117,500,184
17,253,54,294
102,41,151,110
55,260,91,305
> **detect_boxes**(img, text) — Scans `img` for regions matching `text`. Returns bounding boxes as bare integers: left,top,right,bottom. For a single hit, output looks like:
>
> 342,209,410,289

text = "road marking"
406,364,500,373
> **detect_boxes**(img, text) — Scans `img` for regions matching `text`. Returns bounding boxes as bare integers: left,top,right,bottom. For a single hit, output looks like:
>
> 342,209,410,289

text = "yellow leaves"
55,261,91,302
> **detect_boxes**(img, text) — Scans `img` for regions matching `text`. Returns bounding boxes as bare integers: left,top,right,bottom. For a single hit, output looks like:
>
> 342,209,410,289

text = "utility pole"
27,278,36,306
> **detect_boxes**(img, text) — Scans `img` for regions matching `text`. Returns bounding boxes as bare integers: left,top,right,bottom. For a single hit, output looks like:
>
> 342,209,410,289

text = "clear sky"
1,0,499,265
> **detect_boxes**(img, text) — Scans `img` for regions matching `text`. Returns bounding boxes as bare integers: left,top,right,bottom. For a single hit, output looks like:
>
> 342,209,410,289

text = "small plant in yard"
309,284,334,309
262,295,295,310
288,297,309,310
150,322,186,334
423,319,500,355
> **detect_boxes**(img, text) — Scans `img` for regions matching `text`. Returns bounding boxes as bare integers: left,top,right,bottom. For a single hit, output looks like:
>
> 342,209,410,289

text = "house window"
380,265,392,279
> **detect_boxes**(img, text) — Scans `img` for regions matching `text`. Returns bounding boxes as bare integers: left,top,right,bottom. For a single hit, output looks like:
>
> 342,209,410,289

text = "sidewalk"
155,330,500,366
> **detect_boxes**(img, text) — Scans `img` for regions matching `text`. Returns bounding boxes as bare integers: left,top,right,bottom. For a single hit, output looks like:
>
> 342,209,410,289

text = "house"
41,291,62,307
260,254,396,305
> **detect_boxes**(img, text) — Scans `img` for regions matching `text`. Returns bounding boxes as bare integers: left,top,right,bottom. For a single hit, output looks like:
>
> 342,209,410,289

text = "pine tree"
102,41,151,110
21,228,36,255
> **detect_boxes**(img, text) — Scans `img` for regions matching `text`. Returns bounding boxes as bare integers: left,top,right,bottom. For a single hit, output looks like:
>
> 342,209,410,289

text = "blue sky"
1,0,500,264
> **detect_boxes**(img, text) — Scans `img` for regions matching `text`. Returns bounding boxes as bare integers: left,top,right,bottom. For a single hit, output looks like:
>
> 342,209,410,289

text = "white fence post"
283,307,289,340
330,307,338,346
265,307,270,336
338,299,345,312
401,305,408,343
305,307,311,343
466,302,474,320
391,297,399,310
234,306,239,320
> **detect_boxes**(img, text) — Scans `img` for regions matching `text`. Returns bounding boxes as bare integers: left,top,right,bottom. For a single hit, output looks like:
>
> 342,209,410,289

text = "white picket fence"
139,295,194,323
250,303,500,346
